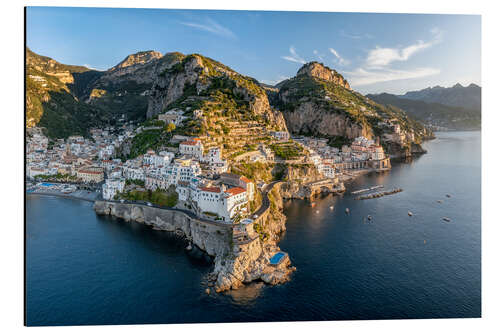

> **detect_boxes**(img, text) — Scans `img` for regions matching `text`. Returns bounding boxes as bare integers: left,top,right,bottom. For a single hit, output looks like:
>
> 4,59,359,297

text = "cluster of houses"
27,112,392,225
26,127,132,182
295,135,391,174
97,135,253,223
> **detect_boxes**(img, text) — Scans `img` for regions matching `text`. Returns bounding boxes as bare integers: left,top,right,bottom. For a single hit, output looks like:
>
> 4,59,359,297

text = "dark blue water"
26,131,481,325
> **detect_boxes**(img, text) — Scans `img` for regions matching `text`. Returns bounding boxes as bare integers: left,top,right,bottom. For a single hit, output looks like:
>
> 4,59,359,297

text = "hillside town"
26,115,392,225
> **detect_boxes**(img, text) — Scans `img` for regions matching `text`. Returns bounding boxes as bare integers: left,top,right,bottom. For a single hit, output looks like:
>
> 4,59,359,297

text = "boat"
316,210,319,213
446,194,451,198
442,217,451,222
408,211,413,216
345,208,350,214
329,206,334,210
437,200,443,203
367,215,372,221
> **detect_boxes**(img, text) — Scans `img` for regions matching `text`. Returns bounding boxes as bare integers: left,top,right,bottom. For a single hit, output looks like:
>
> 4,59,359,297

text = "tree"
165,123,176,132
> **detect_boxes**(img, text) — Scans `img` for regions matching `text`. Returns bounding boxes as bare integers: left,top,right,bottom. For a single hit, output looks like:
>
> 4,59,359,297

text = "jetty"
351,185,384,195
355,188,403,200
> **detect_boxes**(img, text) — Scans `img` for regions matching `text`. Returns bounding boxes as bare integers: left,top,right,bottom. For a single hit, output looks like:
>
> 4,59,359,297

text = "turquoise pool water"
269,252,286,265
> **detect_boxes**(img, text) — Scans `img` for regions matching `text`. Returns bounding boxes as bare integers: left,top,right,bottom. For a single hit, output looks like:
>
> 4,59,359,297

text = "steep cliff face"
213,184,294,292
94,198,294,293
282,101,372,139
93,201,232,256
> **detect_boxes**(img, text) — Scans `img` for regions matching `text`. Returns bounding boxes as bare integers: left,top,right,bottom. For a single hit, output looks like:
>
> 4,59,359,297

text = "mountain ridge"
399,83,481,110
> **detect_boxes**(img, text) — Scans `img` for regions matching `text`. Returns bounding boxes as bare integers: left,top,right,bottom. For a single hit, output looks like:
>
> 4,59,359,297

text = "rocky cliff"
274,61,432,154
94,197,294,293
146,53,288,133
212,186,295,292
297,62,351,90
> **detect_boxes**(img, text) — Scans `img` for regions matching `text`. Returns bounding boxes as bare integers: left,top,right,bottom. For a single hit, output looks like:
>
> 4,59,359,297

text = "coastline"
27,190,97,203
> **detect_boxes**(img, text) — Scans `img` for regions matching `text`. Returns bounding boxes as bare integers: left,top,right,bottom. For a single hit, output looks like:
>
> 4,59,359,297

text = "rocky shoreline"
93,182,296,293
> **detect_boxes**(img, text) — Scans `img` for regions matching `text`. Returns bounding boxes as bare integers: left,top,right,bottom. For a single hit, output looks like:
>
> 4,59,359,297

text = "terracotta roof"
200,186,221,193
180,140,200,146
240,176,251,183
225,187,246,196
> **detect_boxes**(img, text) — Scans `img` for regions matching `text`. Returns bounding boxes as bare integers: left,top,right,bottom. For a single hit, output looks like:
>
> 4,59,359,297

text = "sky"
26,7,481,94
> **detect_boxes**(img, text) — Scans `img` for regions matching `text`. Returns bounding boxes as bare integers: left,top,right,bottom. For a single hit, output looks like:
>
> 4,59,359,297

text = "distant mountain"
400,83,481,111
367,92,481,130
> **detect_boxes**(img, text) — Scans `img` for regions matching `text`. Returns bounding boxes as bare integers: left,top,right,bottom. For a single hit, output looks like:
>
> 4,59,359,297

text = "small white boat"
345,208,350,214
329,206,334,210
446,194,451,198
316,210,319,214
442,217,451,222
437,200,443,204
408,211,413,216
367,215,372,221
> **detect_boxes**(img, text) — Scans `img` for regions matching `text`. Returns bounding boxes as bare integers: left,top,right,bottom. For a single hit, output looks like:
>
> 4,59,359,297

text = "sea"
26,131,481,325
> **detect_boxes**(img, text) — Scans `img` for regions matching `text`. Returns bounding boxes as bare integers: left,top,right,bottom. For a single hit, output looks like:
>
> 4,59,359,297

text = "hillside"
400,83,481,111
26,48,110,138
273,62,433,156
26,48,189,138
130,53,288,159
367,93,481,130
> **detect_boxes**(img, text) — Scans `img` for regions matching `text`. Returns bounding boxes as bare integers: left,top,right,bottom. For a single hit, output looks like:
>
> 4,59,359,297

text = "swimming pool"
40,183,55,187
269,252,286,265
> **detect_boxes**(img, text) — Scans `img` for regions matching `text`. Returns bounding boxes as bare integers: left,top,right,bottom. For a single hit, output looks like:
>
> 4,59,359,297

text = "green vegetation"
231,162,273,183
128,128,172,159
33,173,78,181
116,186,178,207
253,223,269,242
125,179,145,186
270,141,304,160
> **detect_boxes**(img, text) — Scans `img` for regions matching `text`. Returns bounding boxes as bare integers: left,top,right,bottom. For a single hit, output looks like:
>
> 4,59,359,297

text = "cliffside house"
179,138,204,160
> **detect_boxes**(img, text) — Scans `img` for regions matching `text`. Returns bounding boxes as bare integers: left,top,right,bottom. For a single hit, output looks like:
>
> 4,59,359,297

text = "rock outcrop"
94,194,295,293
94,201,231,256
281,101,372,139
297,61,351,90
275,61,432,156
109,50,163,72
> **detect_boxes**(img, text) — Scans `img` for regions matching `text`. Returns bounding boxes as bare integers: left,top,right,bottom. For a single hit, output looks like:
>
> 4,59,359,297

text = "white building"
371,145,385,160
179,139,204,160
158,110,187,126
194,185,248,222
143,149,174,168
102,178,125,200
270,131,290,141
145,157,201,190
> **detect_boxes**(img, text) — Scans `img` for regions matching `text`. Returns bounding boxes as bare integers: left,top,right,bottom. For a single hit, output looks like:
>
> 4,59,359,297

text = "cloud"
260,75,290,86
83,64,102,71
329,48,350,66
365,28,443,68
180,18,236,39
313,50,324,62
340,30,373,39
345,67,441,86
281,46,306,64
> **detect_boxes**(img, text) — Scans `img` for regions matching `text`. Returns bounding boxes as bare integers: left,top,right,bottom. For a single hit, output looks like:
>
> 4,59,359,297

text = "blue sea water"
26,131,481,325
